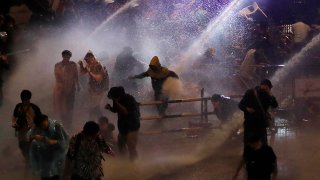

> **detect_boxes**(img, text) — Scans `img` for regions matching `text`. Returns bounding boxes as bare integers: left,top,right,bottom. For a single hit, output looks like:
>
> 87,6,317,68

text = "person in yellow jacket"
129,56,179,116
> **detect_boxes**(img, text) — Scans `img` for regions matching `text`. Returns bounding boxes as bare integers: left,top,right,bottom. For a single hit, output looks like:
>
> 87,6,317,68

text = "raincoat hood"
147,56,170,79
85,50,94,59
149,56,161,67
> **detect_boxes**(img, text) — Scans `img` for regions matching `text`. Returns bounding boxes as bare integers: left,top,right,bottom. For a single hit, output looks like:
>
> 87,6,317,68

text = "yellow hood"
149,56,161,68
147,56,170,79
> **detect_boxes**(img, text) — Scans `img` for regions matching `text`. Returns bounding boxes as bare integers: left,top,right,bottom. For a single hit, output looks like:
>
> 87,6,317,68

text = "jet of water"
271,33,320,84
173,0,244,73
90,0,139,38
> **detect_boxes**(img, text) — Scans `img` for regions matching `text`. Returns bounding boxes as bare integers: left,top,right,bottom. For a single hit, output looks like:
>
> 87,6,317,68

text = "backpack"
89,63,109,93
102,66,109,91
16,105,29,128
15,103,41,129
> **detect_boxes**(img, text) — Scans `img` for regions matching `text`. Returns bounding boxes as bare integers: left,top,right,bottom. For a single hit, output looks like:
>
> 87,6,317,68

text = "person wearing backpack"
12,89,42,165
79,51,109,121
238,79,278,145
105,86,140,161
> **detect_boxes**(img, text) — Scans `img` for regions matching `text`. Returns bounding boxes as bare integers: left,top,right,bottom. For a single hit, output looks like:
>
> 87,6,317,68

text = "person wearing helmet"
54,50,80,129
12,89,42,168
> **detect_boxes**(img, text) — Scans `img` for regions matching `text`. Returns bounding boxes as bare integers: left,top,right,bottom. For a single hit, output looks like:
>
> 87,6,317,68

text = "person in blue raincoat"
28,114,69,180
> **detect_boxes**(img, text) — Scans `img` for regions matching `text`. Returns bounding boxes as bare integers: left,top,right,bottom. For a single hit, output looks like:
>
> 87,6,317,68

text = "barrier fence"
138,89,242,135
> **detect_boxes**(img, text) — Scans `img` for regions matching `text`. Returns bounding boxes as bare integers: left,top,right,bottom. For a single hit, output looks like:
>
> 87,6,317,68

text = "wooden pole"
139,97,212,106
201,88,204,122
139,94,241,121
204,99,208,123
141,126,220,135
140,112,215,121
139,95,242,106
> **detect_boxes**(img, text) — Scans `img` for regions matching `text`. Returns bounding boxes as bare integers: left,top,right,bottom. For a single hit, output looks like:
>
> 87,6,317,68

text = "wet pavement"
1,108,320,180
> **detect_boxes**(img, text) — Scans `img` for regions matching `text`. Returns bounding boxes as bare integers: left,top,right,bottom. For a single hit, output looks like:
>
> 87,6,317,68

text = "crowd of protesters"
10,61,280,180
8,38,282,180
2,1,320,180
12,87,137,179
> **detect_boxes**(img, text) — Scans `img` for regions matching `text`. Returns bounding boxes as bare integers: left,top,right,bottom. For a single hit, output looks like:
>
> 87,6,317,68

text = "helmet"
62,50,72,57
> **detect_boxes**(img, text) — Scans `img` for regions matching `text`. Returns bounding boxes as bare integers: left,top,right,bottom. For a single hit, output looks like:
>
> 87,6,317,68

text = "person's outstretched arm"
129,72,148,79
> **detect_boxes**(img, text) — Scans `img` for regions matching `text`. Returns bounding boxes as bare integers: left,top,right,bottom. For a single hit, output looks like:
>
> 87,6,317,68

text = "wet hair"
34,114,48,127
83,121,100,135
62,50,72,57
20,89,32,101
98,116,109,124
211,94,222,102
260,79,273,88
107,86,125,99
